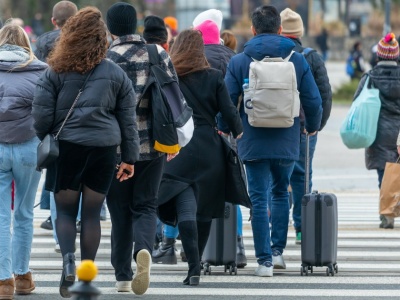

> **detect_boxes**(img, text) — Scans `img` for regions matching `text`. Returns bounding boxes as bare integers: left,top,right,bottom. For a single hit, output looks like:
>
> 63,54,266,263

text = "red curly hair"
47,6,107,74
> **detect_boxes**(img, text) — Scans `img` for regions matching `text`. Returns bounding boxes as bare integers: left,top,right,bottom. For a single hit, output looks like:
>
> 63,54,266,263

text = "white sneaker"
254,261,273,277
272,250,286,269
54,244,61,253
131,249,151,295
116,281,131,292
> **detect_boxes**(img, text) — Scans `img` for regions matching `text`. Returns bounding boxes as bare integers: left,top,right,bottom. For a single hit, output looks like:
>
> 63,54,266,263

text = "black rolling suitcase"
300,134,338,276
202,203,237,275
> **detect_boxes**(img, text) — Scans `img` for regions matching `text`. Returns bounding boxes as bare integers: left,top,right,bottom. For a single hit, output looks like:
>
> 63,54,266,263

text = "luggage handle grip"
305,132,310,194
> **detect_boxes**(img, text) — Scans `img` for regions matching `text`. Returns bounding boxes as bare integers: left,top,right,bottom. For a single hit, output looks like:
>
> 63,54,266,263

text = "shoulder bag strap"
179,80,216,128
146,44,160,66
54,67,95,140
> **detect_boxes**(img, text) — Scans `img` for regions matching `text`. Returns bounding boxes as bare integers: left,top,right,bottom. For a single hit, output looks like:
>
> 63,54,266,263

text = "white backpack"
244,51,300,128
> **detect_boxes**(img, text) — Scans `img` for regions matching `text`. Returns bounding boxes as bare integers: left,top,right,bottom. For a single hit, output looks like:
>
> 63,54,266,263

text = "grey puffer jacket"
353,61,400,170
33,59,140,164
0,57,47,143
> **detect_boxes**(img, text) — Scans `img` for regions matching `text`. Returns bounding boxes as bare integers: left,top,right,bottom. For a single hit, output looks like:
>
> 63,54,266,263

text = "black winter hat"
107,2,137,36
143,15,168,44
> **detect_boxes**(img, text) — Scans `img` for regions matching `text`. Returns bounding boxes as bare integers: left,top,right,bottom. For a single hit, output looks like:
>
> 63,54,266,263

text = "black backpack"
142,44,194,153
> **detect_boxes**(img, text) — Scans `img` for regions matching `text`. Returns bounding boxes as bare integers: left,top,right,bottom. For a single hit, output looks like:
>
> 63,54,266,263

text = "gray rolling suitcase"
202,203,237,275
300,134,338,276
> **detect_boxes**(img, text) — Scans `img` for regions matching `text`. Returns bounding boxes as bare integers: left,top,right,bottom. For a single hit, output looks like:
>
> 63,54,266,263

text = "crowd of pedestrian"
1,1,399,299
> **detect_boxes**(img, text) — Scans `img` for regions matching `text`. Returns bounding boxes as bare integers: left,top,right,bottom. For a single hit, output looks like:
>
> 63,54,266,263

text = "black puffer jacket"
33,59,140,164
353,61,400,170
34,29,60,62
204,44,235,76
292,38,332,131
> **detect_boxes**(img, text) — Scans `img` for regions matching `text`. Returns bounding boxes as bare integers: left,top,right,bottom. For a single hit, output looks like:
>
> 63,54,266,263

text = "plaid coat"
107,34,177,161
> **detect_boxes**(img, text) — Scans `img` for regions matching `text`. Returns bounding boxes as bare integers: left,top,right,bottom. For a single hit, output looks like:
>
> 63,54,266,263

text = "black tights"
175,187,197,223
55,185,105,260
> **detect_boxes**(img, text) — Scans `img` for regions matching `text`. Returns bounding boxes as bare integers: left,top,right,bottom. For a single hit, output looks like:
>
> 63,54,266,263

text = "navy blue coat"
221,34,322,162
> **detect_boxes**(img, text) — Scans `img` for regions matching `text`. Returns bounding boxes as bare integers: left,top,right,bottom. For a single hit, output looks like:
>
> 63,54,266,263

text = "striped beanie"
377,33,399,60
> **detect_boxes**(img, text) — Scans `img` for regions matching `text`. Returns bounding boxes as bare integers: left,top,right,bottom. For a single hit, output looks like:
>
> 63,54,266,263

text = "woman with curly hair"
0,22,47,299
32,7,139,298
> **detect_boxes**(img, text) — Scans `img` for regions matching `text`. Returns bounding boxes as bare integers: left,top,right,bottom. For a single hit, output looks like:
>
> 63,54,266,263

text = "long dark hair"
169,29,209,76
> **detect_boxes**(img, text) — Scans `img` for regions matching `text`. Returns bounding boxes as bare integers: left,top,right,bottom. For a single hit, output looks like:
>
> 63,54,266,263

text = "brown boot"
15,272,35,295
0,278,14,300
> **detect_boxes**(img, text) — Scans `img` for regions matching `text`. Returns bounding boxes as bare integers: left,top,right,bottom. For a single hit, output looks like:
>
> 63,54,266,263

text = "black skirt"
45,140,117,194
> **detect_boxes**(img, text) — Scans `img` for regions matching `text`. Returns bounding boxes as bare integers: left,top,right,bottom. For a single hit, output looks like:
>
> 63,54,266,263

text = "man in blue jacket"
222,5,322,277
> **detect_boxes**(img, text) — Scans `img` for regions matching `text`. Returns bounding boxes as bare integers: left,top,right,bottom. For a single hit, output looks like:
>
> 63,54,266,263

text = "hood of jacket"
0,44,47,72
0,59,48,72
243,33,295,61
204,44,235,77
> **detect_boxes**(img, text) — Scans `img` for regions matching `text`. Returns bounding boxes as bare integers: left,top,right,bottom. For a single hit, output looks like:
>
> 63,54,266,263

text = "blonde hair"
0,22,35,68
221,30,237,51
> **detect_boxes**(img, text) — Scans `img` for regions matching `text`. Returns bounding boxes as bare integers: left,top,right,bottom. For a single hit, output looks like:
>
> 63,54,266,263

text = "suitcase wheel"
334,264,338,274
300,266,308,276
228,265,237,275
326,265,335,276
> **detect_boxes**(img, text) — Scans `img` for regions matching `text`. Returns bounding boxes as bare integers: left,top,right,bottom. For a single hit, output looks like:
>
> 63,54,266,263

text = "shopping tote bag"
340,75,381,149
379,158,400,217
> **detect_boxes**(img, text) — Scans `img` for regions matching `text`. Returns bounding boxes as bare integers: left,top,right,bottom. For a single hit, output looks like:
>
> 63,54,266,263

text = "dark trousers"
107,155,165,281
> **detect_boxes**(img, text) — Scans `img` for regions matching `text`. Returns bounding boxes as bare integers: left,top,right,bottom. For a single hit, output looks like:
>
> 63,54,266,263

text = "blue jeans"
237,205,243,236
164,224,179,239
0,137,41,279
40,181,50,209
245,159,295,265
290,133,318,232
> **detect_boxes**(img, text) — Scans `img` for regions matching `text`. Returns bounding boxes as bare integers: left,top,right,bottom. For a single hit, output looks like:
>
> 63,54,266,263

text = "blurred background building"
0,0,398,60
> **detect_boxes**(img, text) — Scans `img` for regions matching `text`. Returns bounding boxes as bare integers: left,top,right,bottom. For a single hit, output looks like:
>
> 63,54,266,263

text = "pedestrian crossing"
24,183,400,299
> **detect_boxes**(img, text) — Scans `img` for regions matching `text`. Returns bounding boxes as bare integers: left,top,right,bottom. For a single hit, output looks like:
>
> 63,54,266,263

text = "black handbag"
36,69,94,171
180,82,252,209
219,134,252,208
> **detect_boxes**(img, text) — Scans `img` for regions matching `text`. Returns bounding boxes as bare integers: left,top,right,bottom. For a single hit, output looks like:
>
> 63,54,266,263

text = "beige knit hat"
280,8,304,38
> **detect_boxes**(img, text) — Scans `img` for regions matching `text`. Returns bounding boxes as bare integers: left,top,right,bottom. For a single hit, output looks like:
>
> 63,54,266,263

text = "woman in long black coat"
353,33,400,229
156,29,242,286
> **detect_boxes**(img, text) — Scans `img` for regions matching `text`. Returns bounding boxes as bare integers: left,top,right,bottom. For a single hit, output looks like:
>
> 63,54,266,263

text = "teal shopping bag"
340,76,381,149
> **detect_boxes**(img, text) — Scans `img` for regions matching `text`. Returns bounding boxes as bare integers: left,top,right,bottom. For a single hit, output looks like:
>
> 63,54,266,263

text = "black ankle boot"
196,220,212,260
179,221,200,285
152,237,177,264
59,253,76,298
236,236,247,268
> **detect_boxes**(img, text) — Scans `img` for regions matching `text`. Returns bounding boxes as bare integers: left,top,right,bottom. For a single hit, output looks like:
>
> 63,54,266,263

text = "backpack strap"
283,50,295,62
146,44,160,66
301,47,316,58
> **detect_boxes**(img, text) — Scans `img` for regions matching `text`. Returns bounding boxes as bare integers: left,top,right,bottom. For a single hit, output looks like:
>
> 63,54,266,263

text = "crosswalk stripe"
23,175,400,298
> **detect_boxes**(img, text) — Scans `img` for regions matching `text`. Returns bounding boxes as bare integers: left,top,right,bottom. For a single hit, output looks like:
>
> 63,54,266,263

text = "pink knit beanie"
194,20,220,45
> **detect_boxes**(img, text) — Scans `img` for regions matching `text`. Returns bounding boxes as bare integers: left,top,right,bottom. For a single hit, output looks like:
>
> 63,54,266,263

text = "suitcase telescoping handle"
304,132,310,195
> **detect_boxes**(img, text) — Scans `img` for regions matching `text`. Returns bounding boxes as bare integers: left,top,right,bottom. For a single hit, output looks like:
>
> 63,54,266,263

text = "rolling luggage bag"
300,134,338,276
202,203,237,275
